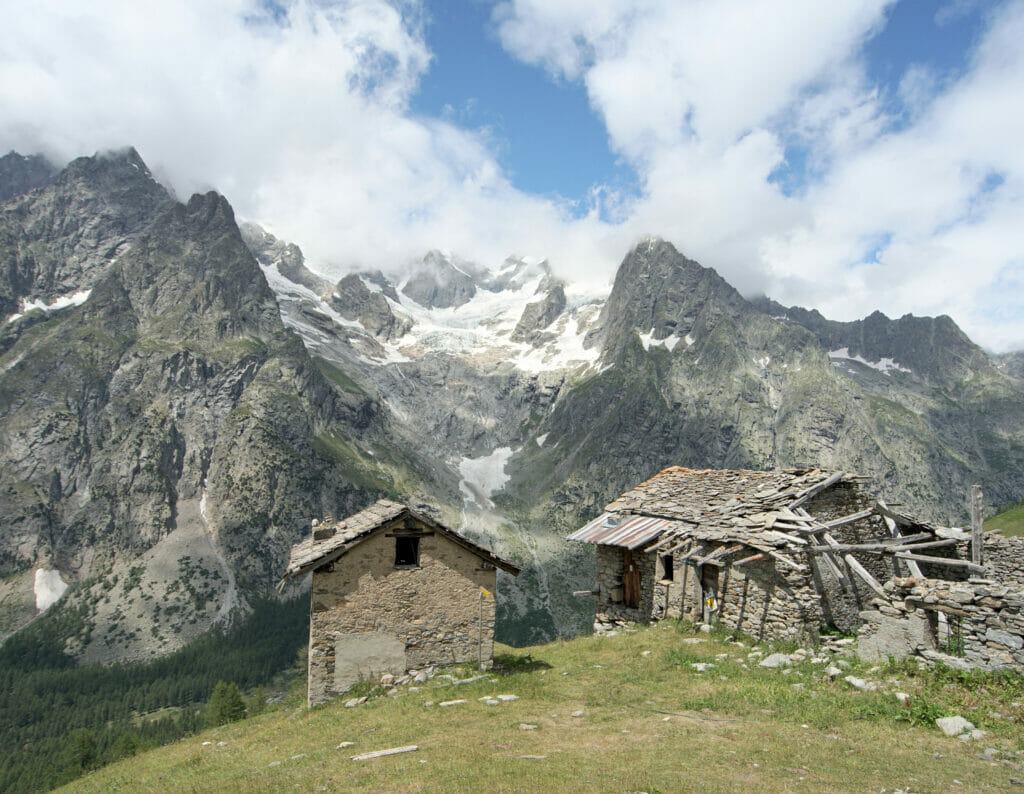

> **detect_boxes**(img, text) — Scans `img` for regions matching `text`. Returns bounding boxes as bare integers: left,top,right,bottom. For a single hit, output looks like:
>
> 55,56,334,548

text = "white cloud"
496,0,1024,351
1,0,1023,351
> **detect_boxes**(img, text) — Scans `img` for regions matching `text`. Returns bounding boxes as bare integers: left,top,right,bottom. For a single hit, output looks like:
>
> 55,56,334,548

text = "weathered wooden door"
622,549,641,608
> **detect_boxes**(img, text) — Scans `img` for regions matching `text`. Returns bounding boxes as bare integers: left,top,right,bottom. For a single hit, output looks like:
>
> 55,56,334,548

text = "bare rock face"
401,250,481,309
0,151,58,201
0,153,393,660
512,280,566,344
330,274,411,341
0,147,173,319
239,222,333,296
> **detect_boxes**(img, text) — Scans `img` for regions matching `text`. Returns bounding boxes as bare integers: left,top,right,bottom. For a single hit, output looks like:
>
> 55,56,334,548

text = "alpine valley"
3,147,1024,664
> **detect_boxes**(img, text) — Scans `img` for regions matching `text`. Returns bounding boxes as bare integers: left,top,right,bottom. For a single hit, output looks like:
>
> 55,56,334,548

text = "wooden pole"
971,485,984,567
478,588,484,671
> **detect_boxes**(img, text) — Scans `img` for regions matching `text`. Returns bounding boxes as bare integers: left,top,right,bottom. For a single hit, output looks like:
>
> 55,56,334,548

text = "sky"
1,0,1022,352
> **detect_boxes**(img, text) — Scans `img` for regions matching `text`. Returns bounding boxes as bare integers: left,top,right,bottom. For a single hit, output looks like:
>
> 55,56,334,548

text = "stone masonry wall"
594,545,655,631
982,534,1024,585
307,519,498,707
858,577,1024,670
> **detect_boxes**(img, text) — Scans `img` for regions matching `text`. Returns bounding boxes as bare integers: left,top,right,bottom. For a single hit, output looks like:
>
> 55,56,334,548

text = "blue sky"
1,0,1022,351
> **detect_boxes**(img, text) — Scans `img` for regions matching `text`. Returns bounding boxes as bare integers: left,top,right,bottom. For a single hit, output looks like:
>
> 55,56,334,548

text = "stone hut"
569,467,984,646
281,499,520,707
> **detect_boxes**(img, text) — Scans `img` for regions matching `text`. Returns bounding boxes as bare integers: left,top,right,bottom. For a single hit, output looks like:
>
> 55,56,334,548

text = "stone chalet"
281,499,519,707
570,467,1024,669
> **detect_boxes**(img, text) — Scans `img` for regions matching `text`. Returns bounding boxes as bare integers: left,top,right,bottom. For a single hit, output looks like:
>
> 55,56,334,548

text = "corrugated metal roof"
568,512,676,549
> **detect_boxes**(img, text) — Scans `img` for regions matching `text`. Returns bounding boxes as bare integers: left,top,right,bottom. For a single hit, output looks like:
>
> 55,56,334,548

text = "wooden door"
622,549,641,608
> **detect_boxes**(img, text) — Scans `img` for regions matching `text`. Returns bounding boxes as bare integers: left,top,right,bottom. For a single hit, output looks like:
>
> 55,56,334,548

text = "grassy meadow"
62,621,1024,793
987,504,1024,537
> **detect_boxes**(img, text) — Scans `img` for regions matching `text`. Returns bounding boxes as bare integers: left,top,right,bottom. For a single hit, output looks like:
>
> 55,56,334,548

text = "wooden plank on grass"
350,746,419,761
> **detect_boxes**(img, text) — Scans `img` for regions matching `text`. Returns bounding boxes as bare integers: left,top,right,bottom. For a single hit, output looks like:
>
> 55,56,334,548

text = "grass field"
987,504,1024,536
61,621,1024,793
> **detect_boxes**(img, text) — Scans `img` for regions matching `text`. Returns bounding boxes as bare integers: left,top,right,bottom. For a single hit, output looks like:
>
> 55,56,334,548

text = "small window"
660,553,674,582
395,536,420,567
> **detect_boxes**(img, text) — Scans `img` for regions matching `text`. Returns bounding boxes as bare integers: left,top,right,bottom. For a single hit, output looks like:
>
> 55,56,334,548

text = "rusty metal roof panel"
568,512,674,549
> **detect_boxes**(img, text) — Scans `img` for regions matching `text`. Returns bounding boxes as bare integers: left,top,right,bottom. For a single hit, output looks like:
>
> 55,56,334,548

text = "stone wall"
982,533,1024,585
307,518,498,707
593,545,655,630
858,577,1024,670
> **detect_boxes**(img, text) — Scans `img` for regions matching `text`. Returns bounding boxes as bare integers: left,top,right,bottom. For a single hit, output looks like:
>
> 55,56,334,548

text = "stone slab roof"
281,499,520,583
606,466,855,521
570,467,864,558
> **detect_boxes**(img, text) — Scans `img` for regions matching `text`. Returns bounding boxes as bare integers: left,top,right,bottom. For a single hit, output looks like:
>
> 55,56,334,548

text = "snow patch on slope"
639,328,687,352
829,348,911,375
458,447,513,509
34,568,68,612
6,289,91,324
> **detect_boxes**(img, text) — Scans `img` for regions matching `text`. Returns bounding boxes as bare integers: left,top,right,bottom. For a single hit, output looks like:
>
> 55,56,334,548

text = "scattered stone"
424,701,434,707
413,671,429,684
510,755,547,760
699,624,712,633
843,676,877,691
201,741,212,747
825,665,843,680
791,683,805,691
216,741,227,747
691,663,715,672
480,698,500,706
936,716,975,737
380,674,395,687
337,742,355,749
571,710,585,718
715,653,730,660
961,729,988,742
344,697,367,708
439,699,467,707
759,653,791,669
496,694,519,702
290,754,307,761
268,761,281,767
894,692,910,704
682,638,706,645
789,649,808,662
836,660,851,670
519,724,538,731
641,650,652,657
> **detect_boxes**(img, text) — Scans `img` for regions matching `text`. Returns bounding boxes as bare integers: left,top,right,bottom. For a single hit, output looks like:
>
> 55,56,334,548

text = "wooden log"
768,551,806,571
971,485,984,567
732,553,766,567
878,499,924,578
894,553,985,575
805,537,954,554
350,745,419,761
823,508,875,529
789,471,846,509
843,553,888,600
572,589,600,597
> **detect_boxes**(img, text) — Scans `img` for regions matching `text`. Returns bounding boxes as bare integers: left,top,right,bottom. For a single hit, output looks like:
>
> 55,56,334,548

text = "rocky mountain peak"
752,297,991,383
401,250,484,309
594,237,748,357
0,147,174,318
0,151,58,201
